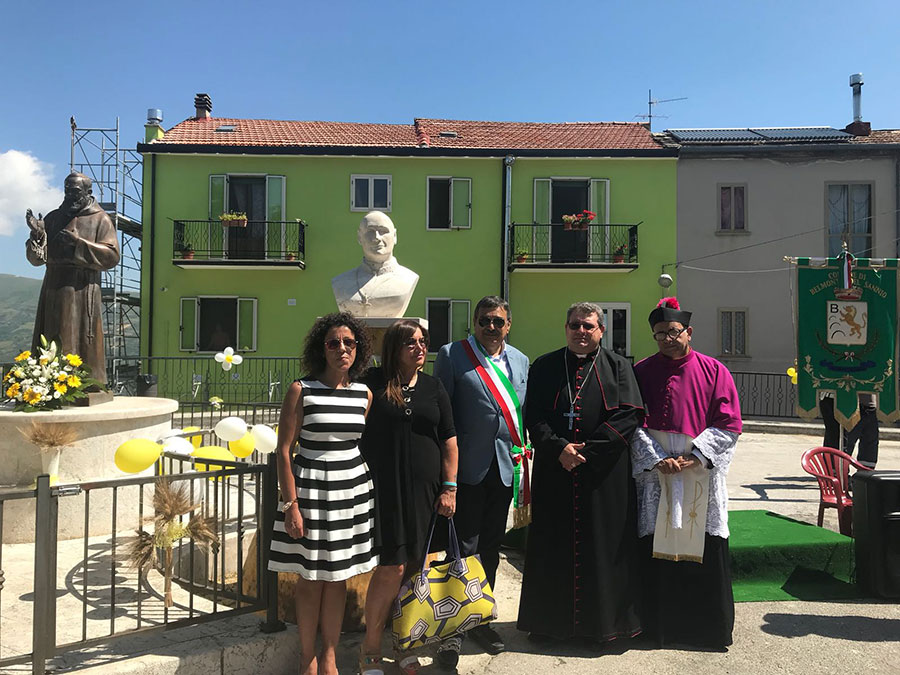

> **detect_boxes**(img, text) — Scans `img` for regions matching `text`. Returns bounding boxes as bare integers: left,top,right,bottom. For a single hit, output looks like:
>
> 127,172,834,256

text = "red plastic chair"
800,446,871,536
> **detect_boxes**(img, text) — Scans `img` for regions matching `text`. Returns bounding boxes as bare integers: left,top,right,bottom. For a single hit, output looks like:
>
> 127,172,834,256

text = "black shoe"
470,624,505,655
436,635,461,670
527,632,558,645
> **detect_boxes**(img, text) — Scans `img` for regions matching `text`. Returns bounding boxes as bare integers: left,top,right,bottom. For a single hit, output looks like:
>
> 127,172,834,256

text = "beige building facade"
672,130,900,374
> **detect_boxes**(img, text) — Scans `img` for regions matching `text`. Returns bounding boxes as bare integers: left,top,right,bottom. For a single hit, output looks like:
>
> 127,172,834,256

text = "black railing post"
259,453,286,633
32,474,58,673
298,220,306,260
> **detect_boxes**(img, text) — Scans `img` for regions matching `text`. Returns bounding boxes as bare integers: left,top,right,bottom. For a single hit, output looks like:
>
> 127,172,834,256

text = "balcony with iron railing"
173,220,306,269
508,222,640,270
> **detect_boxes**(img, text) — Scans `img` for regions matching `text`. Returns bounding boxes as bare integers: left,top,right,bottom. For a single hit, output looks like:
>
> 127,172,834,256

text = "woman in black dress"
359,320,458,675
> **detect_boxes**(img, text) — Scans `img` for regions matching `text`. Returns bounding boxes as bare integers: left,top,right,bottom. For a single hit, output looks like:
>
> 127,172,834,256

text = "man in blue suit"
433,295,530,665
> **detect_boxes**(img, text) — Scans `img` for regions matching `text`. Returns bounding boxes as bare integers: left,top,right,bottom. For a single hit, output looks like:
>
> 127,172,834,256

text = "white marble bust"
332,211,419,317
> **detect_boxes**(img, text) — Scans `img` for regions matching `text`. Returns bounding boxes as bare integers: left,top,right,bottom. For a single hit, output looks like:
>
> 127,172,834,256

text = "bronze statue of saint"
25,172,120,385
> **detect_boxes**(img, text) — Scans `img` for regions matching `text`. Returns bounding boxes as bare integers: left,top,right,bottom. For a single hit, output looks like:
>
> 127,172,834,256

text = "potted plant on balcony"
286,251,297,261
515,249,528,263
562,209,596,231
219,212,248,228
613,244,627,263
180,243,195,260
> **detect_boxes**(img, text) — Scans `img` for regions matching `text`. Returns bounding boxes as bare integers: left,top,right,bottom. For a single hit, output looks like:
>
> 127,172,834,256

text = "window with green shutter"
427,177,472,230
179,296,258,353
426,298,471,352
180,297,198,351
237,298,258,352
208,175,226,257
531,178,552,260
266,176,285,258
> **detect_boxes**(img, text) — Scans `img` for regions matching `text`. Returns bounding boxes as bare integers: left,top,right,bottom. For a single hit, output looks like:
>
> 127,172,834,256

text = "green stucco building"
137,96,676,368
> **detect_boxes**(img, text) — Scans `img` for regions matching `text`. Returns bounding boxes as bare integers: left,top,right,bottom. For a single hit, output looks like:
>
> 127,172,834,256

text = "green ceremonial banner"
796,256,899,429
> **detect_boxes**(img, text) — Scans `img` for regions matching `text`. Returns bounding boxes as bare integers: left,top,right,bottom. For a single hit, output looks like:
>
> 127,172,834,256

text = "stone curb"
50,613,298,675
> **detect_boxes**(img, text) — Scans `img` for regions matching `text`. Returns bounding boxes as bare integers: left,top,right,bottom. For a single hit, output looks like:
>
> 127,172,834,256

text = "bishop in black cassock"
517,303,645,644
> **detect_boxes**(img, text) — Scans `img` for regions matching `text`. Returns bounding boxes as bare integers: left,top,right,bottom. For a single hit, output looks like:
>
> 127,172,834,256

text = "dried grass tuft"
186,515,220,555
126,530,157,572
152,478,198,521
20,422,77,450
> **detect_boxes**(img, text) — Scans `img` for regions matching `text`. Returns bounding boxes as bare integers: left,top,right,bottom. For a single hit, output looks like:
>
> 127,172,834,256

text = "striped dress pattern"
269,380,379,581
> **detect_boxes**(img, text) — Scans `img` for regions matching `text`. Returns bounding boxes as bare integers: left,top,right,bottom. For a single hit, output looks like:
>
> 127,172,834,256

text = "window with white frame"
426,298,471,352
719,184,746,232
826,183,872,257
208,174,286,259
593,302,631,358
427,177,472,229
180,296,258,352
351,175,392,212
719,308,747,357
531,178,609,263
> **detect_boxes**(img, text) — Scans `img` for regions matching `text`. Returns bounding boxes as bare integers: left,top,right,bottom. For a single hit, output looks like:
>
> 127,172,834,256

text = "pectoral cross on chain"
564,405,580,431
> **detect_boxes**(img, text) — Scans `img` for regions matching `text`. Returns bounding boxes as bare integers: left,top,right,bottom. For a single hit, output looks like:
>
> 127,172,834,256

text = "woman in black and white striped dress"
270,313,377,675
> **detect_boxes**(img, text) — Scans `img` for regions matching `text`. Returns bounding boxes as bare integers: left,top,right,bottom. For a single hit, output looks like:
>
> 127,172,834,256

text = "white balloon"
215,416,247,442
163,436,194,456
158,428,183,441
250,424,278,454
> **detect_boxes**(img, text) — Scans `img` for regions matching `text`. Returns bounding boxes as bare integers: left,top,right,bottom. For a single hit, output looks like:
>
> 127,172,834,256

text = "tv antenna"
635,89,687,131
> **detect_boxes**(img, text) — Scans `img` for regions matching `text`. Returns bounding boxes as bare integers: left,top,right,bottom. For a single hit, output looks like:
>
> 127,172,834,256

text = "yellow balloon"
115,438,163,474
229,432,255,458
786,367,797,377
192,445,234,473
183,426,203,449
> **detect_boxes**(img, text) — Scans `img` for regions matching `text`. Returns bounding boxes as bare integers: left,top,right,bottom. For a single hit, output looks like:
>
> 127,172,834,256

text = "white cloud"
0,150,64,237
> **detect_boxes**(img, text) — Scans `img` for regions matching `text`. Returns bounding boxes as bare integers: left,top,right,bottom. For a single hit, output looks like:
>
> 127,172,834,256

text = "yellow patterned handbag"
391,514,498,651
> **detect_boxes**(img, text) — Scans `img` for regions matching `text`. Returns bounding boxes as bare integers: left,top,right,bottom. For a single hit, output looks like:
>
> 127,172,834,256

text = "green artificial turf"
729,510,859,602
504,510,861,603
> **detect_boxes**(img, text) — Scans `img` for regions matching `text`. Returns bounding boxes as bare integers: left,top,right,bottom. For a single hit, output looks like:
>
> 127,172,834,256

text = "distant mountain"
0,274,41,358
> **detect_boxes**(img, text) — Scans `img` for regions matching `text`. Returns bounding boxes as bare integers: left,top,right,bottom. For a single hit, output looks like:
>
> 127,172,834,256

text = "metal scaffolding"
70,117,142,392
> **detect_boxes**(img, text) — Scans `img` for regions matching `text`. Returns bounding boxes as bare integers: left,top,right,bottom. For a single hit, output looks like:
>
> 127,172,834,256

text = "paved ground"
334,431,900,675
1,430,898,674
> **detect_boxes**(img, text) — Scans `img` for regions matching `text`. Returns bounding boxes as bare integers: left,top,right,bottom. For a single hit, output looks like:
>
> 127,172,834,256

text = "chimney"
194,93,212,120
844,73,871,137
145,108,164,142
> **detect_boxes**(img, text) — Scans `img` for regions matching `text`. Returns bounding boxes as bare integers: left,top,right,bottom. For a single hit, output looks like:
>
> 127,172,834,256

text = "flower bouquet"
561,209,596,231
3,336,101,412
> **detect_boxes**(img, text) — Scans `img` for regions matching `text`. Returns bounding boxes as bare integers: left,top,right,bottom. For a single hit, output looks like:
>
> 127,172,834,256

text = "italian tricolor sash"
461,336,532,527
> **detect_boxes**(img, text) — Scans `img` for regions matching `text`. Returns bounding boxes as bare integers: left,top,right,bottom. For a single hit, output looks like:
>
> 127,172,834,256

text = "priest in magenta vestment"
631,297,742,649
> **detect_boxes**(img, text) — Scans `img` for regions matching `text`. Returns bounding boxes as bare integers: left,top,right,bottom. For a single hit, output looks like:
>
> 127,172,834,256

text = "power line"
666,204,900,270
679,264,791,274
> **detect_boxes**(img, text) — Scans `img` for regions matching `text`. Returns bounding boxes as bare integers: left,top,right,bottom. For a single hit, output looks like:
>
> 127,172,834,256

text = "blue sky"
2,0,897,278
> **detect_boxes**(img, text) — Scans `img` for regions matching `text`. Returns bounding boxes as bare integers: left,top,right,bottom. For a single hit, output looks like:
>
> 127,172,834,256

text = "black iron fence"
107,355,437,415
732,371,799,419
509,222,639,266
114,356,303,405
0,456,283,674
173,220,306,264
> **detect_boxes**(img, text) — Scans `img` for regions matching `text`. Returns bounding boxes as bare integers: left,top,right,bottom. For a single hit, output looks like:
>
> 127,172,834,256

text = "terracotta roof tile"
850,129,900,144
150,117,663,151
413,119,661,150
157,118,417,147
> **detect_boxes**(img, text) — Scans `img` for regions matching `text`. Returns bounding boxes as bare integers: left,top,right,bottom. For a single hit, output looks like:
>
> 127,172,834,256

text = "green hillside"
0,274,41,358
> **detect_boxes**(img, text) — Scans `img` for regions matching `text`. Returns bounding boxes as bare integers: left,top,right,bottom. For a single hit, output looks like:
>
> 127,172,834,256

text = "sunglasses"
477,316,507,329
567,321,599,332
653,327,687,342
404,337,429,349
325,337,357,351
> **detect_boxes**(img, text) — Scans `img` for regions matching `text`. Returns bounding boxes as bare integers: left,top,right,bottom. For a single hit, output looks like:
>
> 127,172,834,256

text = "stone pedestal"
0,397,178,543
359,317,428,359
